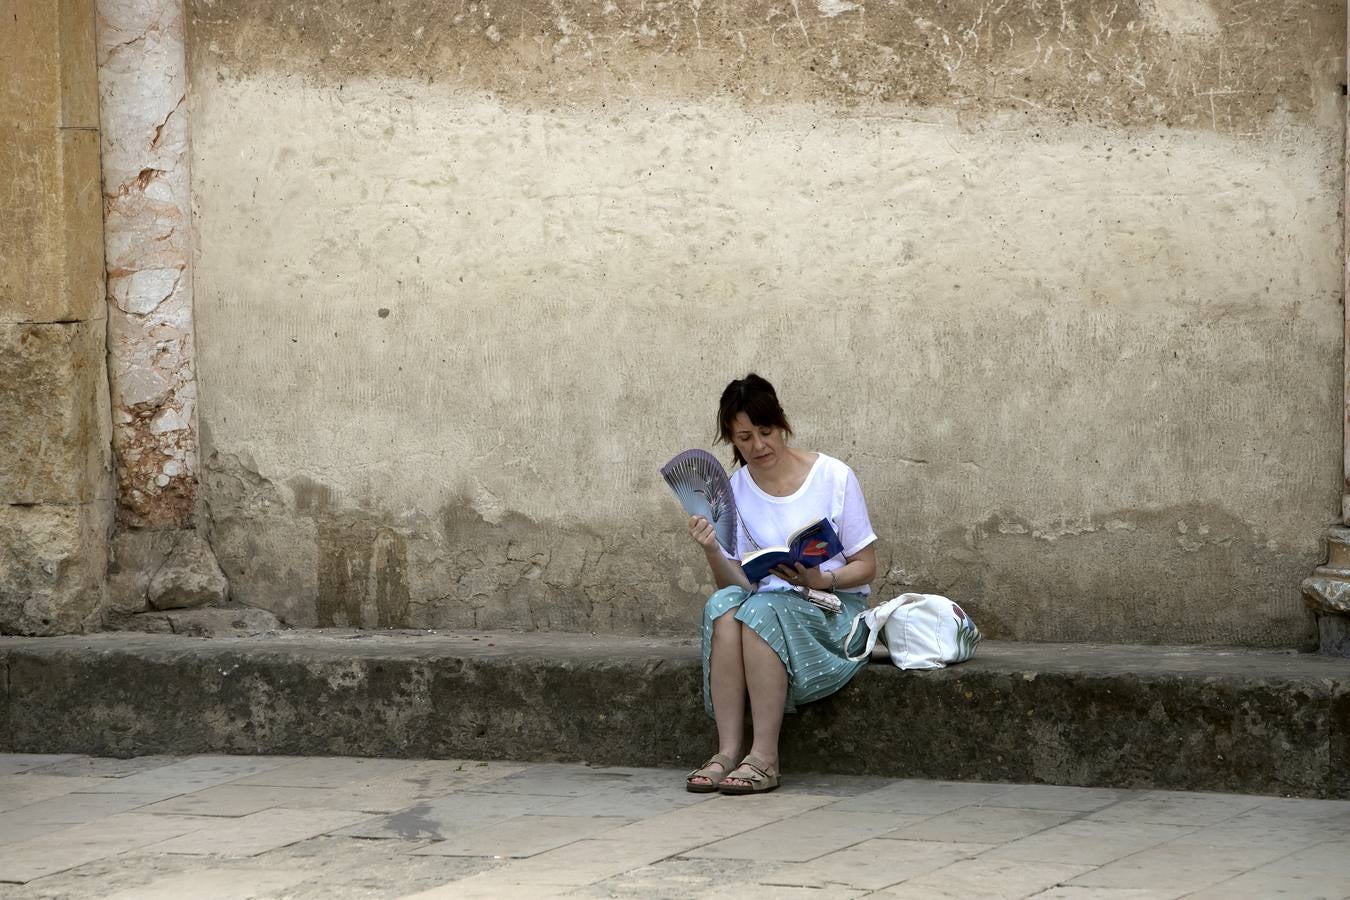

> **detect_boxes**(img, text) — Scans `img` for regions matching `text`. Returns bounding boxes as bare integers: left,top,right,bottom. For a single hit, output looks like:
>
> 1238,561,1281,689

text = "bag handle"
843,608,876,662
845,601,904,662
844,597,910,663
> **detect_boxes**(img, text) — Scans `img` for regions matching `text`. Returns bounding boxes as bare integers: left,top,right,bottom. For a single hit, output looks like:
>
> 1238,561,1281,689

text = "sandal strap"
727,754,776,782
704,753,735,771
687,752,735,778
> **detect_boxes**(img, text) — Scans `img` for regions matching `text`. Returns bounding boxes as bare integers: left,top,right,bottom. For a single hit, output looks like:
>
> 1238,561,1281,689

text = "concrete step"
1,631,1346,798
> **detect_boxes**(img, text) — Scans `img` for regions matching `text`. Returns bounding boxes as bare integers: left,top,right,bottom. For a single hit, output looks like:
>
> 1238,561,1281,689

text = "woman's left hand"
772,562,823,590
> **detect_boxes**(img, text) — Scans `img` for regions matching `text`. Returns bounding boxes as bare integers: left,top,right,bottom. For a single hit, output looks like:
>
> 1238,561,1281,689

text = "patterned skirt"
700,585,870,718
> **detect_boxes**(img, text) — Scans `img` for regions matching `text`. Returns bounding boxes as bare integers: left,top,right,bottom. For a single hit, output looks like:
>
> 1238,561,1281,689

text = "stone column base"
105,527,229,626
1301,525,1350,657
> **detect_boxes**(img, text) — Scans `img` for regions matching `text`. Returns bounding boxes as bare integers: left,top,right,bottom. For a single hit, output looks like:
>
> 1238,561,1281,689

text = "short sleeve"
838,466,877,557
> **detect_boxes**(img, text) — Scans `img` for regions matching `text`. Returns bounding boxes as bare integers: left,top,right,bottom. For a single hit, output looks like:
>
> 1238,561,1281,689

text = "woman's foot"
685,752,739,792
718,752,780,794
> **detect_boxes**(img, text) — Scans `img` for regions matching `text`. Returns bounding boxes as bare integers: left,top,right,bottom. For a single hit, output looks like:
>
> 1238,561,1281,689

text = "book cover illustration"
740,518,844,584
659,449,738,555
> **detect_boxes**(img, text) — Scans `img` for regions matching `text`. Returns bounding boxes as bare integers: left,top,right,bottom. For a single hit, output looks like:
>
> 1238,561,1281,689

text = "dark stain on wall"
315,517,411,628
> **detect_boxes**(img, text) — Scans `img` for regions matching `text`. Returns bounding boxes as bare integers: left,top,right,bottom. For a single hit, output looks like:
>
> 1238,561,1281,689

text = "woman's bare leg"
691,609,747,786
723,622,787,787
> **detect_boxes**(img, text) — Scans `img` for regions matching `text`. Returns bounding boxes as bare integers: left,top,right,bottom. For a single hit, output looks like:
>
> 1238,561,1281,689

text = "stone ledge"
0,631,1345,798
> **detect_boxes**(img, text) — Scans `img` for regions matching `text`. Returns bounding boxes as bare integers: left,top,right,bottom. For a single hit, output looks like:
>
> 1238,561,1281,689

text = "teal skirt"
701,585,870,718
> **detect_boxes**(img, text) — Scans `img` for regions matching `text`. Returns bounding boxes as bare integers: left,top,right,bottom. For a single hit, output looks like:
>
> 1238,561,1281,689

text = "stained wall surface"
185,0,1345,644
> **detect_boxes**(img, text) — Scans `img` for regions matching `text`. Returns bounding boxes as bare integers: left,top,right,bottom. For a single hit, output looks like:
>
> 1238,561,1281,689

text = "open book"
741,518,843,584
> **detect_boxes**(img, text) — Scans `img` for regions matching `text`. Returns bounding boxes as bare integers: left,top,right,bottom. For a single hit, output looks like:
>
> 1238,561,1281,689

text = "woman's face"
730,411,786,471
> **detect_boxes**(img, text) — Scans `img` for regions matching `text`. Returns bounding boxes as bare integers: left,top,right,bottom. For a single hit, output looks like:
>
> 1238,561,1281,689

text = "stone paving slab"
594,790,833,848
829,778,1017,815
146,807,373,857
0,753,1347,897
79,755,296,800
24,755,180,778
1064,840,1264,896
877,857,1099,899
982,785,1133,813
762,837,994,891
521,786,706,818
328,759,531,811
886,804,1077,843
409,814,632,858
1082,791,1266,827
471,763,690,797
99,867,313,900
0,790,169,825
419,837,681,895
148,759,534,817
227,756,418,788
1183,839,1350,900
0,823,61,847
0,812,209,884
0,755,78,776
700,884,868,899
685,808,922,861
1026,888,1179,900
337,790,568,841
0,774,107,813
984,819,1199,866
137,784,352,818
1065,821,1345,896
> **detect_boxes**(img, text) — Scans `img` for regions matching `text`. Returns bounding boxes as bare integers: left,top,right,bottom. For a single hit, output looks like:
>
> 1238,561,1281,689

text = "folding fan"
659,449,738,554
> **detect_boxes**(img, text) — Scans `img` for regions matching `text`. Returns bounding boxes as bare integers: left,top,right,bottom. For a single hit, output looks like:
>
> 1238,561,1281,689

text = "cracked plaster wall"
187,0,1344,644
97,0,198,529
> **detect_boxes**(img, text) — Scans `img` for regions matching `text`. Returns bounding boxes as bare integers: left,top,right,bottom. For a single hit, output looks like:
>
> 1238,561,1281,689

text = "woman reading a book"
685,373,877,794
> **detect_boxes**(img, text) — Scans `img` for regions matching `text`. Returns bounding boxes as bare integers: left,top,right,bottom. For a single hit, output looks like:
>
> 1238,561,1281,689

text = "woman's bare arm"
830,543,876,591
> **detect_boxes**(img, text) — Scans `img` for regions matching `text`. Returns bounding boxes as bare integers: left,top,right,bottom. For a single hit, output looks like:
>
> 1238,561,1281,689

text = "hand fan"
659,449,738,554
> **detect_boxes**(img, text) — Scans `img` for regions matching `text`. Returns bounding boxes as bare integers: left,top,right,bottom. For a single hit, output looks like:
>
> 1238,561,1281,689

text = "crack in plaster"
97,5,172,66
98,27,152,64
150,96,185,150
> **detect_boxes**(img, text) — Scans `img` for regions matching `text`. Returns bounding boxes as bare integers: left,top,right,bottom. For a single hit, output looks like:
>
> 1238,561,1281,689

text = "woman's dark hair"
717,373,793,466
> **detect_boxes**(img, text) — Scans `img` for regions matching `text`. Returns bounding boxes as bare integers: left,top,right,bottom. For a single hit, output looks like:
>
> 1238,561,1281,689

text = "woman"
685,373,877,794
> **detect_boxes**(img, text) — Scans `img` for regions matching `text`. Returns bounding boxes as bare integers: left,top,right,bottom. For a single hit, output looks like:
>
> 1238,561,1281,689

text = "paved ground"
0,754,1346,899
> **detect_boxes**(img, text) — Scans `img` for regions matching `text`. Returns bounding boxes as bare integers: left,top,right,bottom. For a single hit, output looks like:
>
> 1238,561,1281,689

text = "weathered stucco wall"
185,0,1344,644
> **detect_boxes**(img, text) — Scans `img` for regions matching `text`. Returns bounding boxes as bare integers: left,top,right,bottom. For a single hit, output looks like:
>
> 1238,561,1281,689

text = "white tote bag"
845,593,982,670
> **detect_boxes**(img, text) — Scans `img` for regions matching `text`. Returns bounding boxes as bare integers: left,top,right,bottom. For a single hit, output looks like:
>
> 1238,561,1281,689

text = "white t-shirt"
723,453,877,594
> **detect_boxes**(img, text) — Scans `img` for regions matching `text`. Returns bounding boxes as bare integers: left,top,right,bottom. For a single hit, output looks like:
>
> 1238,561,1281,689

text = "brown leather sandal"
686,753,736,793
717,753,780,795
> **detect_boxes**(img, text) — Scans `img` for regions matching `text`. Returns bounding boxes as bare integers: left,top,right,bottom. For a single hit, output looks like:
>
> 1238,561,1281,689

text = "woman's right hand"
688,515,751,591
688,515,719,551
